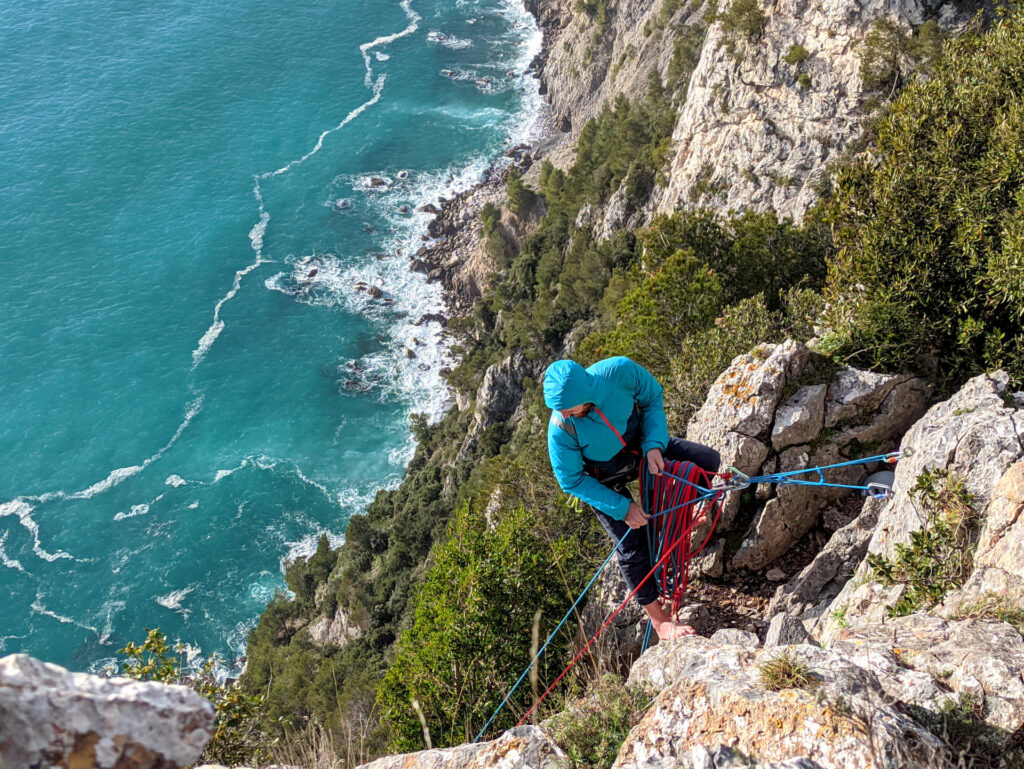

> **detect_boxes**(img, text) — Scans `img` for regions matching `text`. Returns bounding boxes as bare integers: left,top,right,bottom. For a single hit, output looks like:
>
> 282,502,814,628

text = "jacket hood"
543,360,595,409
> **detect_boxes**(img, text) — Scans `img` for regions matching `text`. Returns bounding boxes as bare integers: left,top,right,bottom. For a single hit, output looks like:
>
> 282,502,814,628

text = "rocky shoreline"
403,0,568,319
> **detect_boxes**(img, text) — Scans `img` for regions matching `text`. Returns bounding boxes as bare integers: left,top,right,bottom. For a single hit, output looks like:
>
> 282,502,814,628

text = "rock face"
686,340,929,570
826,615,1024,734
308,604,362,647
357,726,568,769
532,0,707,137
947,460,1024,607
457,353,541,460
819,372,1024,626
653,0,976,222
623,640,947,769
0,653,213,769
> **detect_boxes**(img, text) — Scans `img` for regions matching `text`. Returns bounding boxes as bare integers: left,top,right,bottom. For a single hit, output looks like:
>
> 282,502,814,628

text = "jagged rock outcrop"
308,604,361,647
0,653,213,769
532,0,707,137
823,614,1024,736
358,726,569,769
653,0,977,221
623,639,947,769
818,372,1024,627
686,340,929,571
944,460,1024,608
457,352,541,461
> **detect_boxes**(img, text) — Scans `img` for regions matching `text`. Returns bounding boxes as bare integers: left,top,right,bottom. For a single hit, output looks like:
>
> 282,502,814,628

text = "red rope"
514,462,726,727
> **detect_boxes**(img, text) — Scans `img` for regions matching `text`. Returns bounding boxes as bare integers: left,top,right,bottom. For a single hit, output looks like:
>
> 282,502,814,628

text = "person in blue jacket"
544,356,720,640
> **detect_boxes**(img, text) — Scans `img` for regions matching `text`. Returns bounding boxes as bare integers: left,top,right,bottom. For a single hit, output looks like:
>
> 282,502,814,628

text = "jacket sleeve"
548,422,631,519
609,357,669,454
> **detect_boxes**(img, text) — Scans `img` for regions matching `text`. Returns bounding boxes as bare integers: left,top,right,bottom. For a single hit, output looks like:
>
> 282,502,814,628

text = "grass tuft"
757,651,815,691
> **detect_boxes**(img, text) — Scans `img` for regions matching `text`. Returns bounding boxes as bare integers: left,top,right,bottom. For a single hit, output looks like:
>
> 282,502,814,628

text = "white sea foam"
427,30,473,49
375,51,390,61
31,594,98,633
97,599,125,645
165,475,187,487
213,458,249,483
113,504,150,522
0,531,25,573
156,586,195,618
187,501,200,510
280,529,345,571
0,499,72,562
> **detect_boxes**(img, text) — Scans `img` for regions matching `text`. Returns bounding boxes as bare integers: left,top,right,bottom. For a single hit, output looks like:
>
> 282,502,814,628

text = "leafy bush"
867,470,978,616
825,8,1024,390
549,674,655,769
376,498,599,751
718,0,765,39
859,19,945,93
506,168,536,218
784,43,810,65
118,629,272,766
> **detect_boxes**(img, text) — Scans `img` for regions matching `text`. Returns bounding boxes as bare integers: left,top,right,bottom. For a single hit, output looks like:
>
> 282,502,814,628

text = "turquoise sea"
0,0,542,672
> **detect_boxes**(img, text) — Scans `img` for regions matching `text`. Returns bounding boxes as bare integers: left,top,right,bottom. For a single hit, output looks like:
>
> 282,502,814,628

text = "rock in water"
0,653,213,769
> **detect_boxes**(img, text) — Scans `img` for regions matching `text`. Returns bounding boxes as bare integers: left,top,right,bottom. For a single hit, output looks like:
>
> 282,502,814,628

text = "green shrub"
718,0,765,39
867,470,978,616
376,500,598,750
859,19,946,93
824,8,1024,390
506,168,537,217
118,629,272,766
784,43,810,65
481,202,500,237
797,72,812,89
757,651,814,691
549,675,655,769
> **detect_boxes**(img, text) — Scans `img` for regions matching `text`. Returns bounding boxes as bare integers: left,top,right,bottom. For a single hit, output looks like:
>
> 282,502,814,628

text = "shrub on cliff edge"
823,7,1024,390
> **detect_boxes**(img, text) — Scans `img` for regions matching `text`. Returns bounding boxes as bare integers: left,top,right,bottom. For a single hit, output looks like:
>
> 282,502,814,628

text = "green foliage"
949,593,1024,636
118,629,272,766
548,674,655,769
757,651,814,691
797,72,812,89
718,0,765,39
825,8,1024,390
506,168,536,218
481,202,500,238
576,210,829,424
859,19,946,93
667,23,708,95
867,470,979,616
377,497,599,751
784,43,810,65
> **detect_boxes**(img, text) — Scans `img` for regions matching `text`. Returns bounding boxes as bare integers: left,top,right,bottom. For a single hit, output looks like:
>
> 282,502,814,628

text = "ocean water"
0,0,542,673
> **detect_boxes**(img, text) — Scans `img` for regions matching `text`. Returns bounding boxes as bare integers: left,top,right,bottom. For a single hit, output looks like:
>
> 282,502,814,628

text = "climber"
543,356,720,640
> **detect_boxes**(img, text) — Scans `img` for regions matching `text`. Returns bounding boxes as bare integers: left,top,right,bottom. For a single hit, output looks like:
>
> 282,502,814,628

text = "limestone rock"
823,368,901,429
653,0,976,222
621,643,946,769
457,353,539,459
579,565,648,665
308,604,362,648
945,461,1024,607
825,615,1024,734
771,384,826,451
822,372,1024,624
688,341,808,443
764,613,814,647
692,537,724,579
707,628,759,649
0,653,213,769
357,725,568,769
768,495,883,621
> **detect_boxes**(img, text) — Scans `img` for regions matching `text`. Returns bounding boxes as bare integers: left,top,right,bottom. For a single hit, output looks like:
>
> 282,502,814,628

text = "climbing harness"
471,407,910,742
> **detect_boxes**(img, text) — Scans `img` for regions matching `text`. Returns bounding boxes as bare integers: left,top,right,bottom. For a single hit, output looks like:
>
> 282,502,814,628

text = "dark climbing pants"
588,437,720,607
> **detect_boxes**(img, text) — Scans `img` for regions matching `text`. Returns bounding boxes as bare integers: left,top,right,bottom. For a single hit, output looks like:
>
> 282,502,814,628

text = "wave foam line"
0,500,72,562
31,594,99,633
0,531,26,572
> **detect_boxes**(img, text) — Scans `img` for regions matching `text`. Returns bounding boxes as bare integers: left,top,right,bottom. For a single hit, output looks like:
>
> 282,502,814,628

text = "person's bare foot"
653,620,696,641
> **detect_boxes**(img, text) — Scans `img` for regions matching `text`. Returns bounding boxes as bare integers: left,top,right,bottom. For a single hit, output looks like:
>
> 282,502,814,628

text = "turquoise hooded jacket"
544,356,669,520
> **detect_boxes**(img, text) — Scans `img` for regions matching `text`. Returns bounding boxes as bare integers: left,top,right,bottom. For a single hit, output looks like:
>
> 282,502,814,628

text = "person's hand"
624,502,650,529
646,447,665,476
